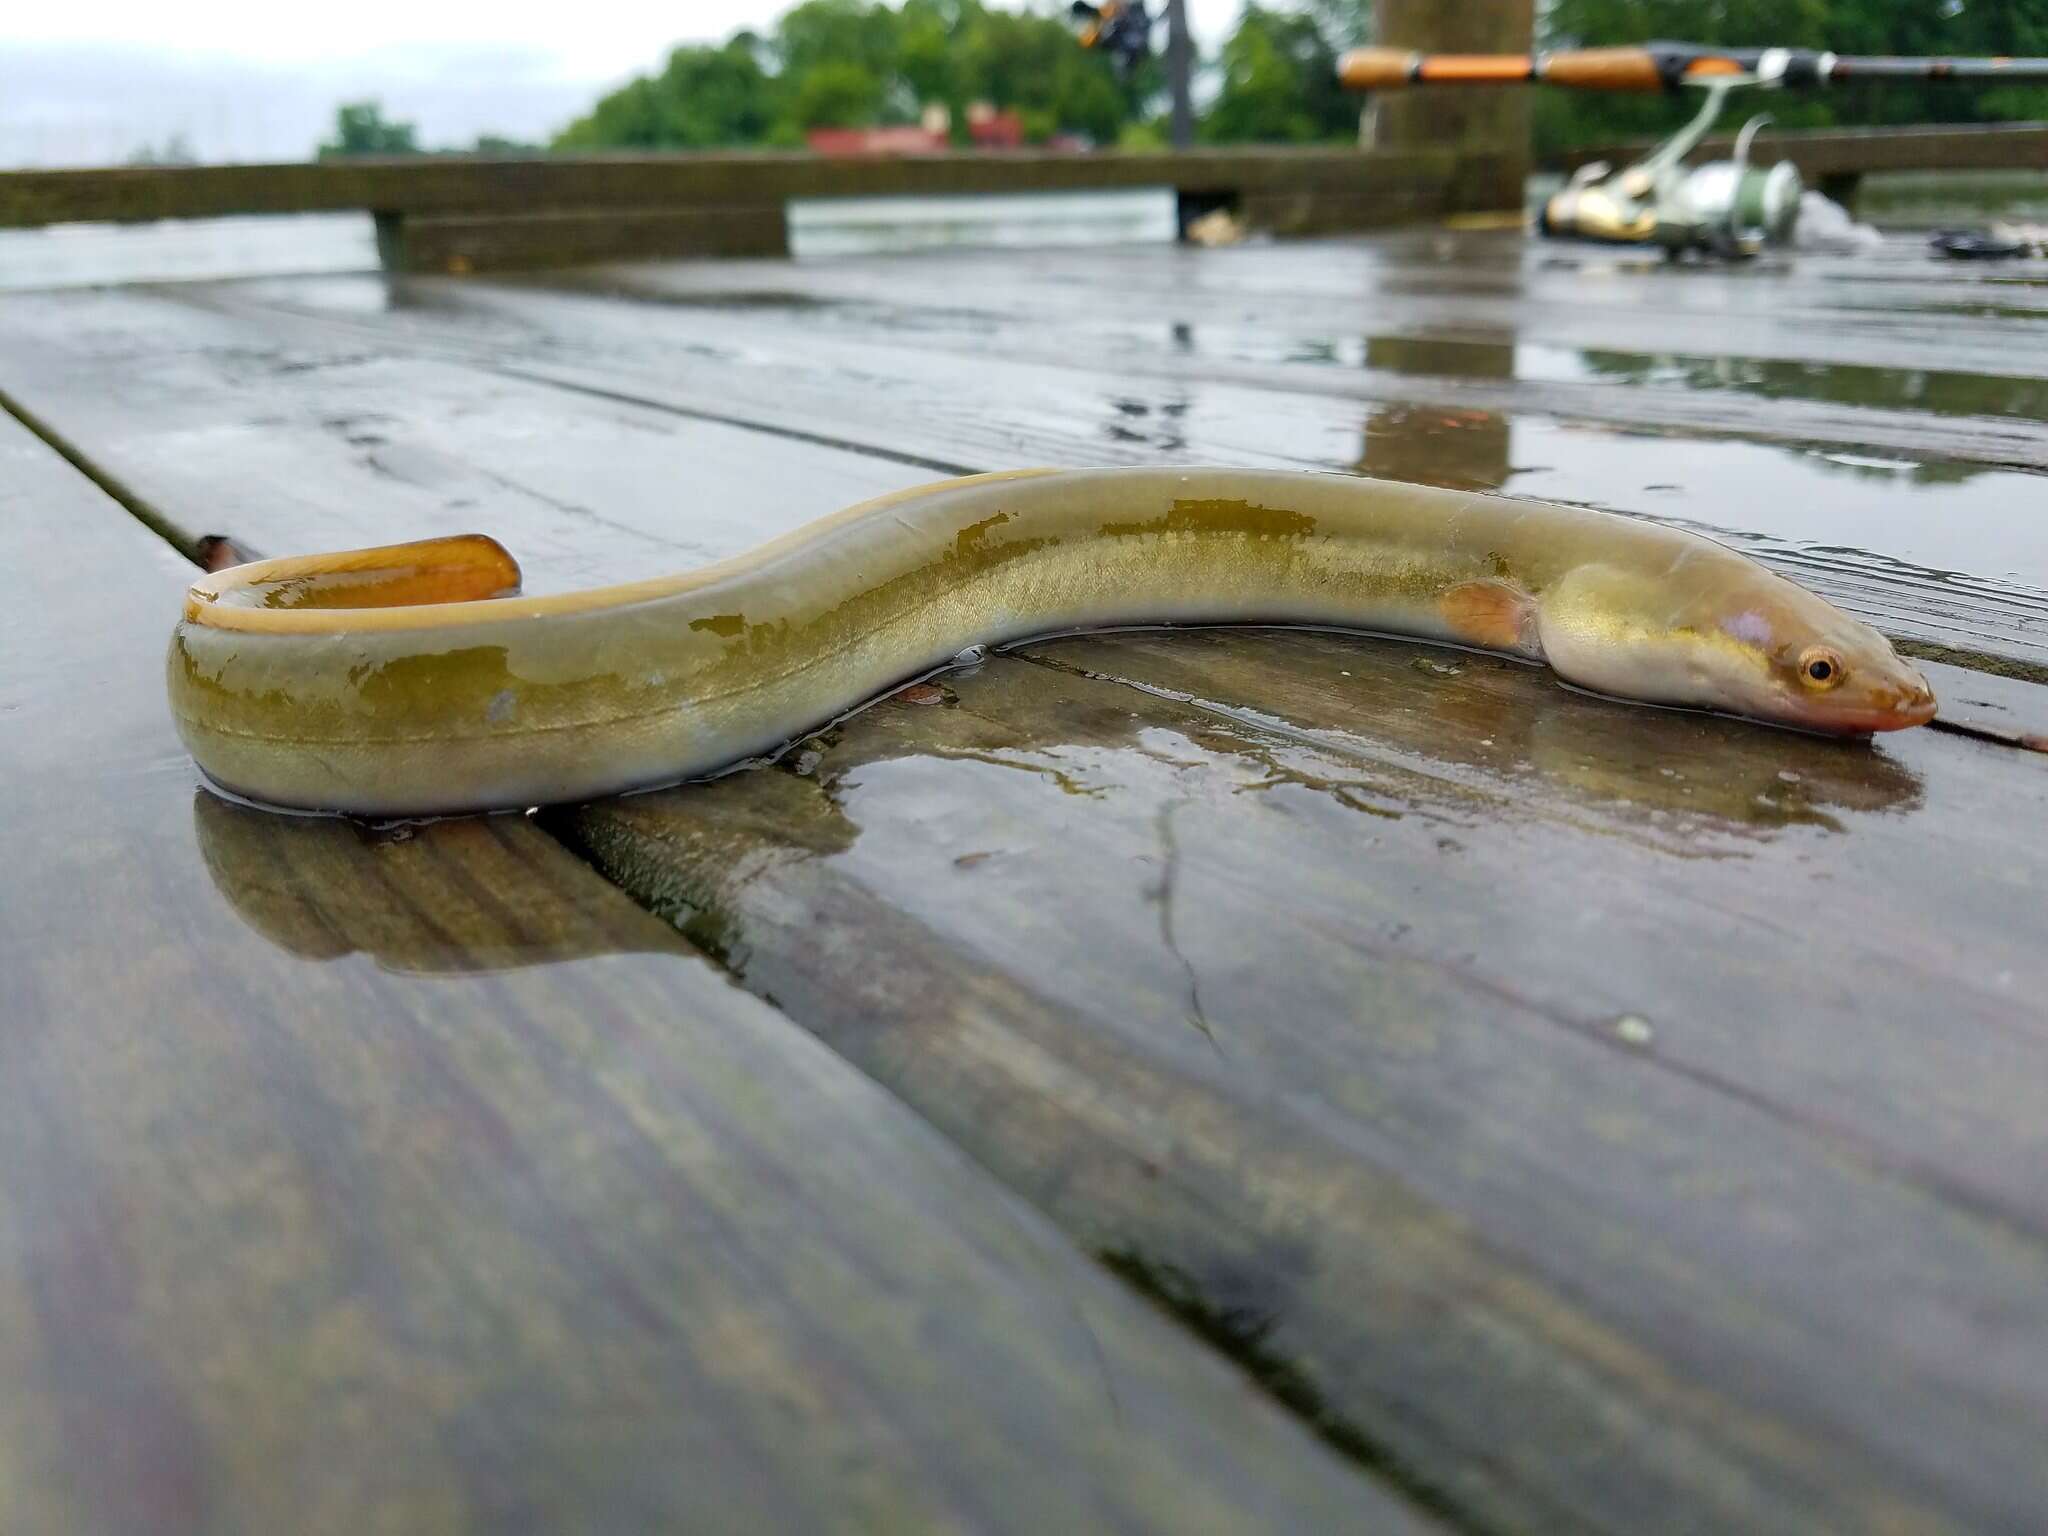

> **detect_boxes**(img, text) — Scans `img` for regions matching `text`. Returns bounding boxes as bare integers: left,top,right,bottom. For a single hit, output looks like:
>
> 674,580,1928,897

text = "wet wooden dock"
3,225,2046,1535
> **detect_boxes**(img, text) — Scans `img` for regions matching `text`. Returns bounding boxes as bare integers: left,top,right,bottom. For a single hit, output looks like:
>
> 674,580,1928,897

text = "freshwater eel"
168,467,1937,816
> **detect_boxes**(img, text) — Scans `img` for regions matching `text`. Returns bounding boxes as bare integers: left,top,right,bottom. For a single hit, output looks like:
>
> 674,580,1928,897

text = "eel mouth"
1806,676,1939,734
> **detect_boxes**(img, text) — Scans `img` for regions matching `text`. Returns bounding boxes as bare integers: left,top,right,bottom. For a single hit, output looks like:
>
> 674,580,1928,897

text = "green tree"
953,2,1130,142
776,0,906,83
661,38,782,143
553,0,1149,153
790,60,889,127
898,0,962,114
1203,5,1352,144
556,79,667,149
318,101,420,158
557,38,780,149
472,134,542,155
128,132,198,166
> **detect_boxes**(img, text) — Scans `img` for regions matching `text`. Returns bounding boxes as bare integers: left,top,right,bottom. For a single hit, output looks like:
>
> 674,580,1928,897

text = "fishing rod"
1068,1,1154,78
1339,41,2048,258
1339,42,2048,95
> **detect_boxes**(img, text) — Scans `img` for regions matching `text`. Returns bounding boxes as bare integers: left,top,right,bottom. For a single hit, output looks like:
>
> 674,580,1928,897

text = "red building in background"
806,103,1032,155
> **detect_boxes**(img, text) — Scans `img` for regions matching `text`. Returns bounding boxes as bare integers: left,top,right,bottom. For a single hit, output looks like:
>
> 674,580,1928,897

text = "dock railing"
0,146,1520,273
9,122,2030,275
1545,120,2048,205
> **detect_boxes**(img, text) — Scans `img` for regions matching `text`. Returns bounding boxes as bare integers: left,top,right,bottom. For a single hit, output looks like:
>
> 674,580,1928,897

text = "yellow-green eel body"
169,468,1936,817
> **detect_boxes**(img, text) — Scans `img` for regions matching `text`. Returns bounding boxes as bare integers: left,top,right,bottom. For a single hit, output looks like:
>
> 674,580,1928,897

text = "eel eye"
1799,647,1844,690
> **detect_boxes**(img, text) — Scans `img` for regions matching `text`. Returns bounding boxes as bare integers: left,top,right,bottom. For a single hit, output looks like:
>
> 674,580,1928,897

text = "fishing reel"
1068,1,1153,77
1345,36,2048,257
1540,75,1802,258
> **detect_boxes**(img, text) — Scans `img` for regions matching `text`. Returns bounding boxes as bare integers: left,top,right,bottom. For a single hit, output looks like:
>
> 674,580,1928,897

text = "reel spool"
1540,78,1803,257
1343,39,2048,259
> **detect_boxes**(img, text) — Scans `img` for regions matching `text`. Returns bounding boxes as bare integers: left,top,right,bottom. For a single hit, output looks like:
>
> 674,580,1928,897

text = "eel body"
169,468,1935,816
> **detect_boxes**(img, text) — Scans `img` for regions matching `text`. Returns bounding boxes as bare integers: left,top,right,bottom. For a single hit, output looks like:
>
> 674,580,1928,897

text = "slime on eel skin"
168,468,1936,817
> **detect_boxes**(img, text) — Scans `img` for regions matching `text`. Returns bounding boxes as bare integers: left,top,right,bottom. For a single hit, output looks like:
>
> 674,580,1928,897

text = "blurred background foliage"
1537,0,2048,150
314,0,2048,158
555,0,1152,149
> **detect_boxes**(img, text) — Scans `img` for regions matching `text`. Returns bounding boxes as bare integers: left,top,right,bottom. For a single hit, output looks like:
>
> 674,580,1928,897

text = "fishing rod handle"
1341,46,1658,92
1339,43,1833,93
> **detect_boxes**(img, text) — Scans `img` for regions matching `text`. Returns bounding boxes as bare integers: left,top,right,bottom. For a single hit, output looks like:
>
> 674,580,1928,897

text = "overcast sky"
0,0,1251,167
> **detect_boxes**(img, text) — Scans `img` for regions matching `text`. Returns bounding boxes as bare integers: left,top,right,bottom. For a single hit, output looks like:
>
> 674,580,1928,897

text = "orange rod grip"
1340,46,1671,93
1416,55,1538,85
1337,48,1419,90
1539,47,1667,92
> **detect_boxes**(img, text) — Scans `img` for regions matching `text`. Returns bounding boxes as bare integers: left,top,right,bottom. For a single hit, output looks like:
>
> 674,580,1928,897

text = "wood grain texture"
0,412,1425,1532
1237,187,1443,236
0,285,939,587
1373,0,1534,205
0,147,1477,228
390,204,794,272
6,228,2047,1534
559,631,2048,1536
7,123,2025,234
1921,657,2048,745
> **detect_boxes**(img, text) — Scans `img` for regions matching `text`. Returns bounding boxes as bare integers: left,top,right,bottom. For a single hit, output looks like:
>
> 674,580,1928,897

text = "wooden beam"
1370,0,1535,206
0,148,1466,230
1546,120,2048,176
391,205,793,272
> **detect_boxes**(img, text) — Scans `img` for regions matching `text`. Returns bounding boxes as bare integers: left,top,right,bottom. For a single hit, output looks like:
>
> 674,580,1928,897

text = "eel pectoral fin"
1439,579,1537,654
184,534,522,623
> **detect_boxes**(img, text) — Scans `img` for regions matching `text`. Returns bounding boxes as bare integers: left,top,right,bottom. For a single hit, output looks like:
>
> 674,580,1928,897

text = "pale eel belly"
167,468,1937,816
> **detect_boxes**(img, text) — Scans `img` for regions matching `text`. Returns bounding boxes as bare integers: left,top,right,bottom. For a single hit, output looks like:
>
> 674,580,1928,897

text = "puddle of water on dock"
770,298,2048,427
1356,404,2048,587
643,632,1935,1025
1199,326,2048,423
1556,348,2048,423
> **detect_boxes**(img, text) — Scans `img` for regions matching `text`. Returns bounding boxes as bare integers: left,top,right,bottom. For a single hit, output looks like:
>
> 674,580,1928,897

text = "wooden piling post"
1370,0,1533,211
1166,0,1195,150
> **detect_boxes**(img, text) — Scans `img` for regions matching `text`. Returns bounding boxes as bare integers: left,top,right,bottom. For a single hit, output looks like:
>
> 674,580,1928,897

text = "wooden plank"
1548,120,2048,175
392,205,791,273
0,285,939,587
1239,187,1446,235
0,406,1432,1532
465,227,2048,390
1374,0,1533,202
9,252,2046,1532
524,236,2048,413
168,237,2048,446
0,147,1472,228
1922,657,2048,746
556,629,2048,1536
543,273,2048,484
174,268,2048,672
